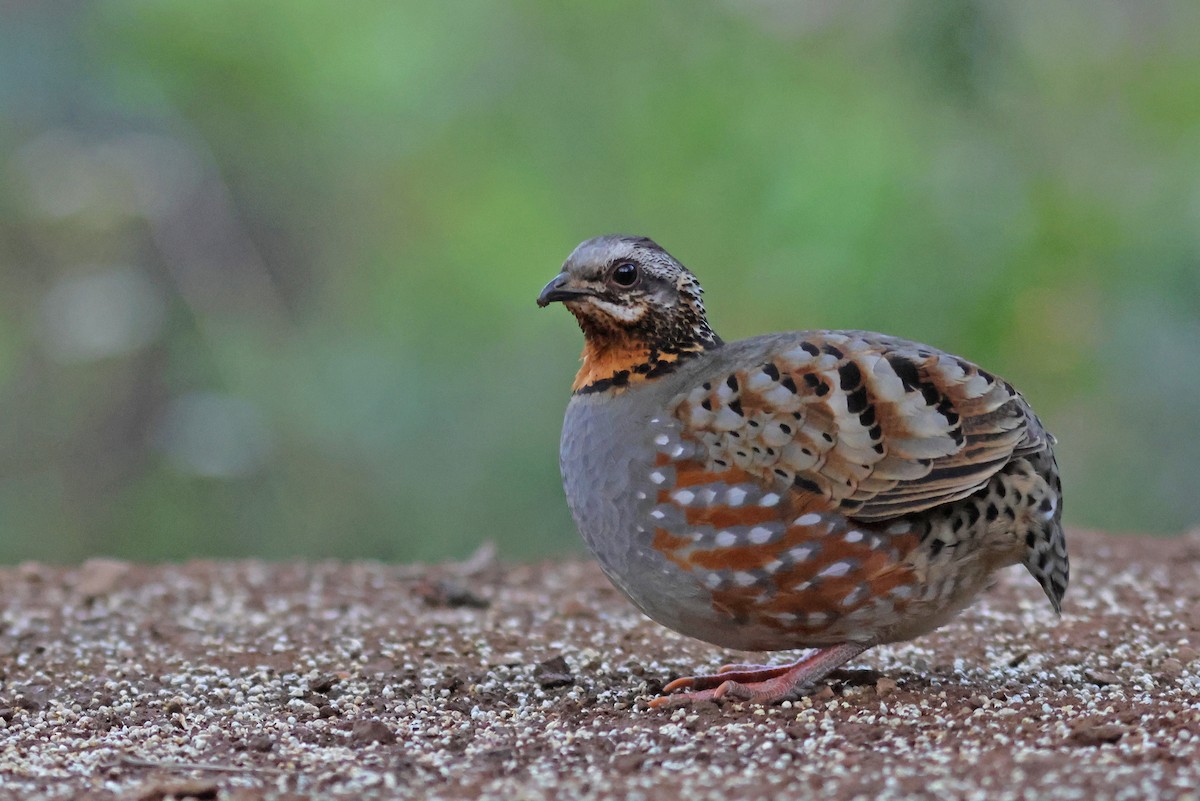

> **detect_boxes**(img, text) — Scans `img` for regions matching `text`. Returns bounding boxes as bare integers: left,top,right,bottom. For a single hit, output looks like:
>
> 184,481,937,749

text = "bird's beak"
536,273,593,307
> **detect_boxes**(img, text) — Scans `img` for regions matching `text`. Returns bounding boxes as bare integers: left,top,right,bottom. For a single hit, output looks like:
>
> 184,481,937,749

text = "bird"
537,235,1068,707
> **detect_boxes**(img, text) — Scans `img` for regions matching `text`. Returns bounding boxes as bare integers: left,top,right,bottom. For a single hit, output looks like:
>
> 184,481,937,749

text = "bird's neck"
572,323,723,395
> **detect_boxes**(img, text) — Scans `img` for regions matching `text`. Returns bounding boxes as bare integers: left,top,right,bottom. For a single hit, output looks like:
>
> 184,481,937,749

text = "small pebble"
350,719,397,746
1085,669,1121,686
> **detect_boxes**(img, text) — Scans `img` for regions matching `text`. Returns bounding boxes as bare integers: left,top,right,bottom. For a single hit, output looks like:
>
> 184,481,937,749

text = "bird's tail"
1019,451,1068,613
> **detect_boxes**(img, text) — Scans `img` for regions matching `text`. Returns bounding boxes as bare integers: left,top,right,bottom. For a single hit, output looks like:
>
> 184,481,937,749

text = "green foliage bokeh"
1,1,1198,563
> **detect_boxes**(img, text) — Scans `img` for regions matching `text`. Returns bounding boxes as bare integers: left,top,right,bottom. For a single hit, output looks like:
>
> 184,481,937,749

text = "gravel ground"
1,529,1199,801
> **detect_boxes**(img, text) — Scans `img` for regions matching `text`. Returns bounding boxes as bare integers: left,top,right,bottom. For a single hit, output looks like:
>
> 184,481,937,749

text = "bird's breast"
560,389,733,639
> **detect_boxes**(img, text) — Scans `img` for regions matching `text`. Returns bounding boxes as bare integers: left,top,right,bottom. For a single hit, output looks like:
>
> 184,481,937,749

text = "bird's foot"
648,666,814,707
647,642,869,708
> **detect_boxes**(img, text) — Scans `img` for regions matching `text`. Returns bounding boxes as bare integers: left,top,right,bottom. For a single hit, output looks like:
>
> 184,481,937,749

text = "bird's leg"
649,642,869,707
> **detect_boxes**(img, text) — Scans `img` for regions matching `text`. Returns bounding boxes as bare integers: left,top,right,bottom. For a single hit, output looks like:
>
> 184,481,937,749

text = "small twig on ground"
449,541,498,577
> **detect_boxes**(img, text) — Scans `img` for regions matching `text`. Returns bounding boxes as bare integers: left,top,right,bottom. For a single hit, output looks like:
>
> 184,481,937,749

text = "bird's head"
538,235,722,393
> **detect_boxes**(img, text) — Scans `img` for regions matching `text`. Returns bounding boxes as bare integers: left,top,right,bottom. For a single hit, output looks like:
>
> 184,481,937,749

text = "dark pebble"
535,655,575,688
351,718,397,746
419,579,490,609
247,733,275,752
309,673,343,694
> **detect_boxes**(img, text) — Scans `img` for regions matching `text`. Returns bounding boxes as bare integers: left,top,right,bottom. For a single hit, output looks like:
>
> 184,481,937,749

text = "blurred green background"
1,1,1198,564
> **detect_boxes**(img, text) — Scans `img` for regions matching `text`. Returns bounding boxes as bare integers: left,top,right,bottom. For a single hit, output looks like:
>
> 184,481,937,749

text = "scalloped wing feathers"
669,331,1049,523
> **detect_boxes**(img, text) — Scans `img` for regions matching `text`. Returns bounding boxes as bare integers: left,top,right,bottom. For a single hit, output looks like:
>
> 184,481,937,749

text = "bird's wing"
668,331,1046,523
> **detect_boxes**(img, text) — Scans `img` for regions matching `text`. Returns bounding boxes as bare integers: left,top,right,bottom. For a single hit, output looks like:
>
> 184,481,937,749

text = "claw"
648,686,725,708
660,676,698,694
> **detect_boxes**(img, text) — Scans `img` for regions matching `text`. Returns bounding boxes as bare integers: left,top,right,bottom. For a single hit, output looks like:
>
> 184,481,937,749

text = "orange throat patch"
568,309,720,395
572,338,677,394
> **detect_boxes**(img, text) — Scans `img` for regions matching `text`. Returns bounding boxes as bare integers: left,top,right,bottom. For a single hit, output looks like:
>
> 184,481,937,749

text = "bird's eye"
610,262,639,287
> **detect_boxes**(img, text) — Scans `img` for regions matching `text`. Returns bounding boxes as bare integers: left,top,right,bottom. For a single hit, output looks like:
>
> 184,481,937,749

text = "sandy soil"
1,529,1199,800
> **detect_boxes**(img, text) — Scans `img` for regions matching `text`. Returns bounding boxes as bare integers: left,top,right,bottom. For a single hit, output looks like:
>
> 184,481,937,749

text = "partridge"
538,235,1068,706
